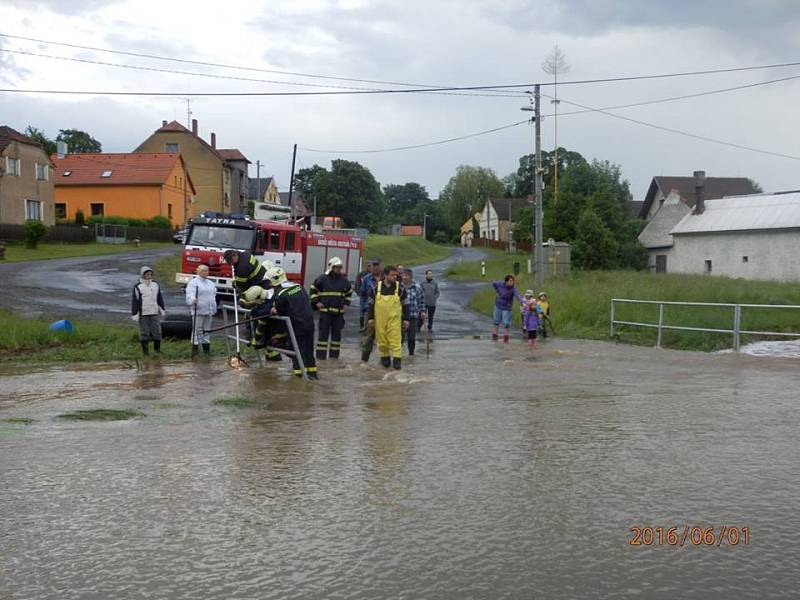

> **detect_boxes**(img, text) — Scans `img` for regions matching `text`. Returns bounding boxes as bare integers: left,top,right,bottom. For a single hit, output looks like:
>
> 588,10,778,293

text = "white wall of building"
478,202,500,240
668,230,800,281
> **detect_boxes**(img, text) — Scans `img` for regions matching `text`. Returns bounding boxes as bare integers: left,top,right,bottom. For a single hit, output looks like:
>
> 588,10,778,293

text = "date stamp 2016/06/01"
629,526,750,547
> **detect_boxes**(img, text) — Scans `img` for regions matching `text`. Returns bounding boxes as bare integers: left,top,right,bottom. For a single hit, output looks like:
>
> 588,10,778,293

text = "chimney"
162,120,167,127
192,119,198,135
693,170,706,215
56,141,68,159
211,132,216,149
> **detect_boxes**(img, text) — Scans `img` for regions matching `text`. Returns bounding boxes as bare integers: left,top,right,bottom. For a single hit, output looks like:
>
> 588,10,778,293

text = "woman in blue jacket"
491,274,525,343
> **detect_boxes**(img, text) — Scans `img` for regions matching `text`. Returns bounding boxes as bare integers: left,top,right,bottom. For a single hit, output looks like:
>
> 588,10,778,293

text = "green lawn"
0,309,195,363
446,253,800,351
1,241,175,263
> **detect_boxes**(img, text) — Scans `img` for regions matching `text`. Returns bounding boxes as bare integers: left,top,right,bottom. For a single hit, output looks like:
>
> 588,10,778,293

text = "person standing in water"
491,275,524,343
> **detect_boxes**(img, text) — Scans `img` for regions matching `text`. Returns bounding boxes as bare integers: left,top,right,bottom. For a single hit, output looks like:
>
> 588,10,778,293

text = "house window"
168,203,173,219
25,199,42,221
704,260,712,274
5,157,21,176
55,203,67,220
35,163,49,181
63,170,72,177
101,170,113,178
90,203,104,217
742,256,749,263
165,143,179,153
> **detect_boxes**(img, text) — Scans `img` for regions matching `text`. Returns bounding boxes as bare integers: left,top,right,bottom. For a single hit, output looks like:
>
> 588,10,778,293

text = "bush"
432,230,449,245
23,219,48,249
148,216,172,229
75,209,85,225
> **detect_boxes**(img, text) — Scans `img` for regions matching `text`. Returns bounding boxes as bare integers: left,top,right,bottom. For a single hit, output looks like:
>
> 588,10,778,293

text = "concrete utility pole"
288,144,297,222
534,84,544,288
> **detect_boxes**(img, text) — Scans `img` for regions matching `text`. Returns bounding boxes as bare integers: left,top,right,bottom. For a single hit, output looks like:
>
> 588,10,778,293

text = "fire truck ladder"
219,303,308,379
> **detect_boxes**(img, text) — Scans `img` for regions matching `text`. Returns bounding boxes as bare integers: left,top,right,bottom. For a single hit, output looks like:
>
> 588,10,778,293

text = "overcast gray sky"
1,0,799,199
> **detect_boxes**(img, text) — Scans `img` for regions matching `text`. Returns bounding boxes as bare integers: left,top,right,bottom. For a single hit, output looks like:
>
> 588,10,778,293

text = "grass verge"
57,409,144,421
0,308,197,363
1,417,36,425
446,251,800,351
1,241,174,263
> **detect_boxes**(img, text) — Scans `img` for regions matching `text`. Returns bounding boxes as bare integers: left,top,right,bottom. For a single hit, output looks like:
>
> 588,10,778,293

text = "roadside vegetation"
0,309,195,363
1,241,174,263
447,251,800,351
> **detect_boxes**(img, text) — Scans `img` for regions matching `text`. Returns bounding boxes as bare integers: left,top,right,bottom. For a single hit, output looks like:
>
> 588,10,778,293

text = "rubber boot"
491,331,498,342
380,356,391,368
361,350,371,363
528,338,536,349
307,369,319,380
202,343,211,356
153,340,162,354
316,351,327,361
503,331,509,343
191,344,199,359
140,340,149,355
392,358,401,370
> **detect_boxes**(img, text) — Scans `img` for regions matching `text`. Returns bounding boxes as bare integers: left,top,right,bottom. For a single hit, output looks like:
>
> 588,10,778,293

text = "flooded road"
2,339,799,598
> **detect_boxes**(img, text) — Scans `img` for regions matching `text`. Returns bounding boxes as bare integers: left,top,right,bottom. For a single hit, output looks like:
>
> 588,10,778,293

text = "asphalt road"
0,246,492,339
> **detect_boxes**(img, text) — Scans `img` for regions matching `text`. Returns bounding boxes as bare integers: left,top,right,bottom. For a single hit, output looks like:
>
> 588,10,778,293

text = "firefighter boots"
380,356,391,368
392,358,402,370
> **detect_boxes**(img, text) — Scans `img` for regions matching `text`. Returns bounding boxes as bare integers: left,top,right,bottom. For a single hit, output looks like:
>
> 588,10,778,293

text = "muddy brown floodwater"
2,338,799,599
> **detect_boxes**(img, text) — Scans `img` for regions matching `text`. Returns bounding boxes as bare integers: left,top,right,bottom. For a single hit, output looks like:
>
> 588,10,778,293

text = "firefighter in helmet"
238,285,283,361
223,250,271,295
266,266,318,379
310,256,352,360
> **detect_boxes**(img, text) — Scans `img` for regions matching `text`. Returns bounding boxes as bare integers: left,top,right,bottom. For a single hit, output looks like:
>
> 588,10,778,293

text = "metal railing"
220,303,307,377
610,298,800,351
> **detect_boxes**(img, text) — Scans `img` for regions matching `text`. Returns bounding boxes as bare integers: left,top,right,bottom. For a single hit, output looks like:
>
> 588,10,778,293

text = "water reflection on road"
2,339,799,598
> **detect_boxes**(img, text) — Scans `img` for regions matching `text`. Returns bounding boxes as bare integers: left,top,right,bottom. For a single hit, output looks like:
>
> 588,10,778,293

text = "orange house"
52,153,195,226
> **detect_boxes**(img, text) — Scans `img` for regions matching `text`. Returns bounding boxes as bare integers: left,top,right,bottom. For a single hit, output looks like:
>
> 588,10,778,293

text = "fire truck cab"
176,216,363,293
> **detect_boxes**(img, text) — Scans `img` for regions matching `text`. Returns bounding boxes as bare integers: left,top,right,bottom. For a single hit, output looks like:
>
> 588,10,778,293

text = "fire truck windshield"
187,225,254,250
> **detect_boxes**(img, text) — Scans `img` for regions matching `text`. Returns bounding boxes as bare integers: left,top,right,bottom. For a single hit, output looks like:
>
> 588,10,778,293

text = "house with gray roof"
638,171,760,273
664,190,800,281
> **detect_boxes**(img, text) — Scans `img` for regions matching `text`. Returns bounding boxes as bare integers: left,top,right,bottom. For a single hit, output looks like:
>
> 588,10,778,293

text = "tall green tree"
293,165,326,201
572,206,619,270
383,182,429,223
56,129,101,153
439,165,504,231
313,159,385,229
506,148,587,199
24,126,56,155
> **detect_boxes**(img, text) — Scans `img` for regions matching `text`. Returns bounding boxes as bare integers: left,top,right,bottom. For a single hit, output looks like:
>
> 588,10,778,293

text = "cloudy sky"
1,0,799,199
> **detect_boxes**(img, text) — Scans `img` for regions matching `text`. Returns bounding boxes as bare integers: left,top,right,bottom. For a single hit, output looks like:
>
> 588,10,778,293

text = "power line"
296,75,800,155
0,47,527,98
3,32,800,94
300,119,531,154
554,95,800,161
0,32,522,96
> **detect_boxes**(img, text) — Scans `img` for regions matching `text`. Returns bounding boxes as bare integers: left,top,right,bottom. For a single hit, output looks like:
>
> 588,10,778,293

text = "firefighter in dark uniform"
266,266,318,380
310,257,352,360
239,285,282,361
223,250,270,294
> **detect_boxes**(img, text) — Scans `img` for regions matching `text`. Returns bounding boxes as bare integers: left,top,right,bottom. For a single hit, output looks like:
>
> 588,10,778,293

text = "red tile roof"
217,148,250,163
52,153,195,192
0,125,43,153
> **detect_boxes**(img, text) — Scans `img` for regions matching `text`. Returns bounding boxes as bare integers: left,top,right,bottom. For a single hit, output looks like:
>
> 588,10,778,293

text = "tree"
748,179,764,193
293,164,326,203
383,182,430,223
312,160,385,230
25,126,56,156
572,206,618,270
56,129,101,153
439,165,504,232
506,148,587,199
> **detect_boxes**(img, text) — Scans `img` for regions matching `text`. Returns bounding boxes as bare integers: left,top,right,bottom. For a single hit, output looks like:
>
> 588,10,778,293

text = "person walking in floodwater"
522,290,541,349
131,266,166,355
491,274,525,343
185,264,217,358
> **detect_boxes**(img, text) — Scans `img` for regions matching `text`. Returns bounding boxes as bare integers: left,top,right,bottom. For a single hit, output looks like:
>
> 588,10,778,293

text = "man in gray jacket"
419,269,440,332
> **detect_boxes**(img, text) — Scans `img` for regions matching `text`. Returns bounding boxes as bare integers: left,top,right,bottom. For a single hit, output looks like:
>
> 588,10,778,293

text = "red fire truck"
176,216,364,292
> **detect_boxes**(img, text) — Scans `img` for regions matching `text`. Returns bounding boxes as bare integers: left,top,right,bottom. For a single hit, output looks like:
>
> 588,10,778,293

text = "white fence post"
610,299,616,337
656,303,664,348
733,305,742,352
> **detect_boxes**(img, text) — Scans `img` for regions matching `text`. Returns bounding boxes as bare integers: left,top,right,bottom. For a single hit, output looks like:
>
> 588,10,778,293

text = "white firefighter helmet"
243,285,267,304
327,256,343,269
265,265,288,286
